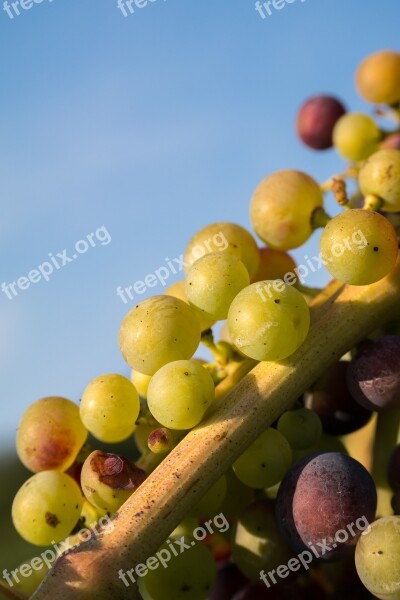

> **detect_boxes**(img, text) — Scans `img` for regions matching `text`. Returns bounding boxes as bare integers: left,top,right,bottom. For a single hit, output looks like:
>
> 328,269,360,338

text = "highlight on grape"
2,513,114,589
259,515,371,589
1,225,111,301
117,512,229,588
255,226,368,301
115,230,228,304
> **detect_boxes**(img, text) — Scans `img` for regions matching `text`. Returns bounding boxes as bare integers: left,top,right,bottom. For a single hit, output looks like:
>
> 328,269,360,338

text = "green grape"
232,499,293,581
277,408,323,450
184,221,260,278
81,450,146,513
131,369,152,399
233,428,292,489
356,50,400,105
249,170,323,251
139,536,216,600
185,253,250,321
227,281,310,362
119,295,201,375
12,471,83,546
10,560,48,595
355,516,400,600
147,360,215,430
190,476,227,518
16,396,88,473
359,149,400,212
80,374,140,443
166,280,215,331
320,209,398,285
333,113,381,162
219,469,255,519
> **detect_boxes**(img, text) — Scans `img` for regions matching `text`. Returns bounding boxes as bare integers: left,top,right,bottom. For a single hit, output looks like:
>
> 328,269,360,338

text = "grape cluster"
8,48,400,600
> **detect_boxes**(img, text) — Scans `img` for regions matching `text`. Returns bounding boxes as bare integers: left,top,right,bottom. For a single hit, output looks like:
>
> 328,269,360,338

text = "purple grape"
388,444,400,492
296,95,346,150
208,562,248,600
347,336,400,411
304,361,372,435
276,452,377,560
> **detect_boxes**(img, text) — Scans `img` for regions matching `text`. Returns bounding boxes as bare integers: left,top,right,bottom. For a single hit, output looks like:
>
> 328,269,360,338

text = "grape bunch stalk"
3,49,400,600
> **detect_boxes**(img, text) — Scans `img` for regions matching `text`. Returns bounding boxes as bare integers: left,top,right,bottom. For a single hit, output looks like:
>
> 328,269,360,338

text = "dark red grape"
347,336,400,411
388,444,400,492
208,562,248,600
391,491,400,514
296,95,346,150
304,361,372,435
276,452,377,560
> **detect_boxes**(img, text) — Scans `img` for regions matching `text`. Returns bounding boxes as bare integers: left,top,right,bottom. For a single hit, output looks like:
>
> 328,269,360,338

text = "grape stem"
31,256,400,600
311,206,332,229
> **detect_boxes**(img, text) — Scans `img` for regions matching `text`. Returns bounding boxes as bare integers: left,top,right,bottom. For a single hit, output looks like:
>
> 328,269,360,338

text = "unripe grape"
191,476,227,518
147,359,215,430
119,295,201,375
81,450,146,513
16,396,88,473
166,279,215,331
228,281,310,362
250,170,323,250
12,471,83,546
320,209,398,285
333,113,381,162
184,222,260,278
296,95,346,150
355,516,400,600
277,408,322,450
251,247,297,283
347,336,400,411
185,253,250,320
359,149,400,212
80,374,140,443
356,50,400,105
233,428,292,489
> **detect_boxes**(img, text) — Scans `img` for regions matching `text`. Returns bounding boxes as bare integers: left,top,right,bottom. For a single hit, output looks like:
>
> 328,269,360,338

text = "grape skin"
228,281,310,362
356,50,400,105
296,95,346,150
359,149,400,213
183,222,260,279
119,295,201,375
250,170,323,251
80,374,140,443
12,471,83,546
333,113,381,162
147,359,215,430
276,452,377,559
277,408,322,450
355,516,400,600
320,209,398,285
233,428,292,489
251,247,297,283
166,279,215,331
185,253,250,321
16,396,88,473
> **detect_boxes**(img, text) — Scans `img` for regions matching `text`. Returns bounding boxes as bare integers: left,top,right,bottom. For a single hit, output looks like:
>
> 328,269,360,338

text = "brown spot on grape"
45,512,60,528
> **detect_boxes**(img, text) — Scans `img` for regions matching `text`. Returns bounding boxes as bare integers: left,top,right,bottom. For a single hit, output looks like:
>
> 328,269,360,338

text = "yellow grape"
16,396,88,473
250,170,323,250
320,209,398,285
185,253,250,320
359,149,400,212
119,295,201,375
166,279,215,331
12,471,83,546
147,359,215,430
184,222,260,278
251,247,297,283
333,112,381,162
80,374,140,443
356,50,400,105
227,281,310,361
131,369,152,399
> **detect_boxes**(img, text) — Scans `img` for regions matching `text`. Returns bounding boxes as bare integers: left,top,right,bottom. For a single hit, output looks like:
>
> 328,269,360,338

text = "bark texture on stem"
32,259,400,600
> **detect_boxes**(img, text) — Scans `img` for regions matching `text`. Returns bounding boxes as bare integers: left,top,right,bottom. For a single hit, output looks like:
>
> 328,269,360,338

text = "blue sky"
1,0,399,449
